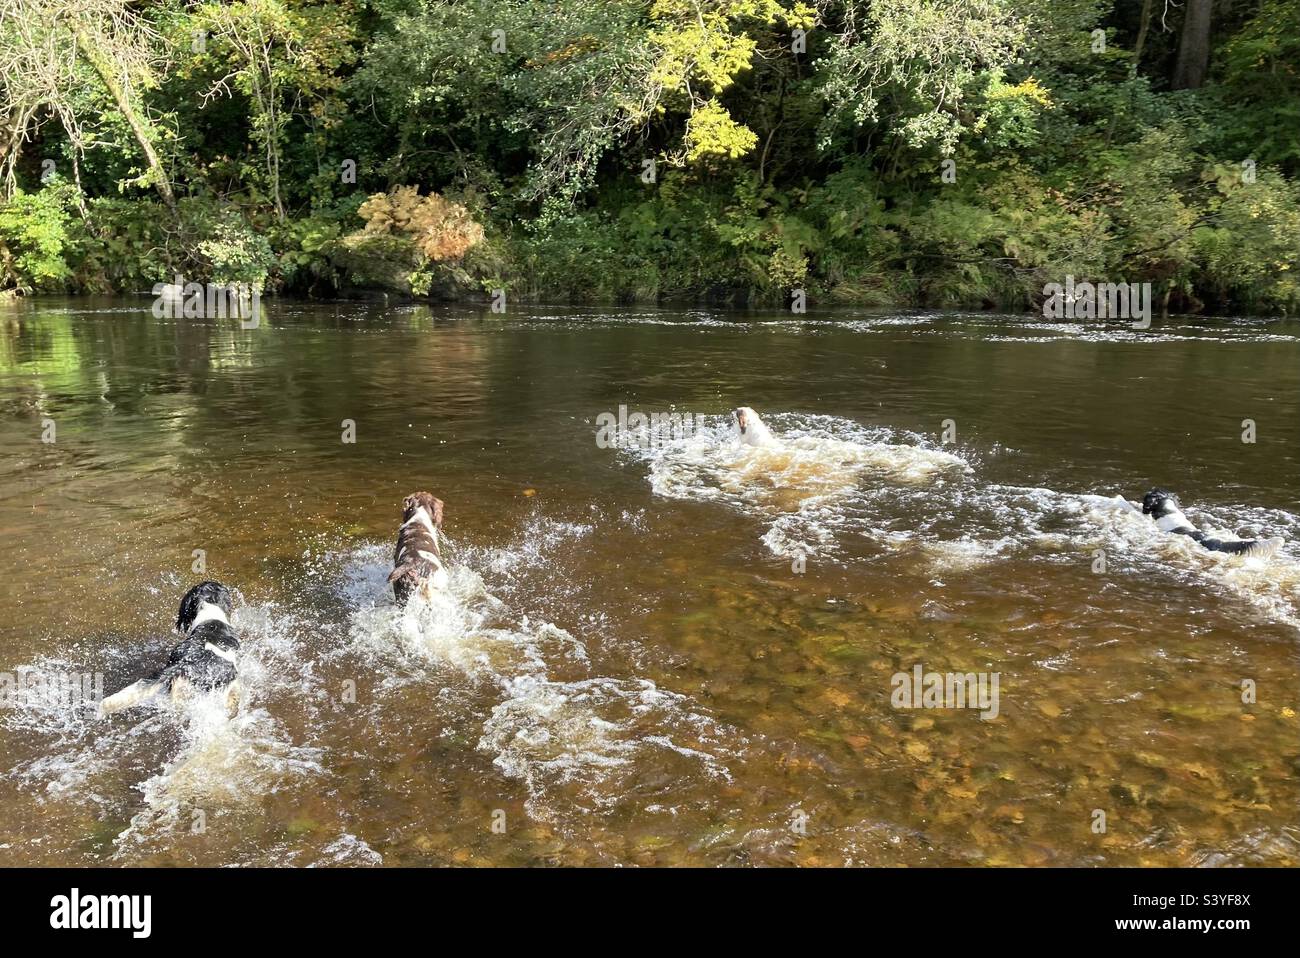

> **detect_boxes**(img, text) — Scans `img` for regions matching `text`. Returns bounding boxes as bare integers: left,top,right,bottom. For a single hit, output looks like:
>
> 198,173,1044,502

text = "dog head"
401,491,444,532
733,406,779,447
176,580,233,633
1141,488,1180,518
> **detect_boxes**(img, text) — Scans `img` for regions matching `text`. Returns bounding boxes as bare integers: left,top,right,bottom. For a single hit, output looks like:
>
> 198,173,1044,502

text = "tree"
353,0,815,210
191,0,356,220
646,0,816,166
1172,0,1214,89
0,0,176,208
817,0,1029,156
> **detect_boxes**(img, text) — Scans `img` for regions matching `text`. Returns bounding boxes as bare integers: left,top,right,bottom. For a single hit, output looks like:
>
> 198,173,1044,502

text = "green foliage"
1191,164,1300,309
818,0,1028,154
352,0,651,210
1214,0,1300,173
0,0,1295,313
197,217,276,288
185,0,359,215
0,182,76,292
649,0,815,165
686,99,760,161
75,198,174,293
271,212,344,291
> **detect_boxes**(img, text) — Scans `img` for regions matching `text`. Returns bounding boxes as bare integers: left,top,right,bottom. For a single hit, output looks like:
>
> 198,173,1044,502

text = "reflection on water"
1,297,1297,866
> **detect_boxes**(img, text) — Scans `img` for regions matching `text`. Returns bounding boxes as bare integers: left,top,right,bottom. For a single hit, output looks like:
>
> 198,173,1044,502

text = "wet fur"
1141,487,1283,557
99,581,241,716
389,492,448,607
733,406,779,448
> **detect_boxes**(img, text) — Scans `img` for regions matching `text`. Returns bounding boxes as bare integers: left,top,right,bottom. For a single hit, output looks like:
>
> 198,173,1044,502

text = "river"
1,298,1296,866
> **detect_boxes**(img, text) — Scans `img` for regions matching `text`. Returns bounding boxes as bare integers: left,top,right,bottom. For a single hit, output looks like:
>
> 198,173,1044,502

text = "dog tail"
1202,536,1284,559
1240,537,1284,559
97,678,166,716
389,562,422,608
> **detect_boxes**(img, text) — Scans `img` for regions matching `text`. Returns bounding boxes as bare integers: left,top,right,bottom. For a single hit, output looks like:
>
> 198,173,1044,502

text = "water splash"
112,702,326,857
629,412,969,560
2,599,329,859
330,532,746,824
626,410,1300,631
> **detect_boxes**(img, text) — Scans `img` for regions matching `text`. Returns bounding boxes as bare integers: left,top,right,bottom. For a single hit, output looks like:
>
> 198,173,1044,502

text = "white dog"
733,407,779,448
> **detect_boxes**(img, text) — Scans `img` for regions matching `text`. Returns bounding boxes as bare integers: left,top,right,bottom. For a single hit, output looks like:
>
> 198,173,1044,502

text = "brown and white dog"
388,492,449,607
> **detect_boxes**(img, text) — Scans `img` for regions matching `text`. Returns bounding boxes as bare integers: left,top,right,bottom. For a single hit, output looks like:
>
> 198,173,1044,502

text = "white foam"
1075,494,1300,630
479,674,736,820
112,704,326,856
628,412,970,559
314,832,383,866
627,411,1300,630
331,535,743,824
2,601,330,858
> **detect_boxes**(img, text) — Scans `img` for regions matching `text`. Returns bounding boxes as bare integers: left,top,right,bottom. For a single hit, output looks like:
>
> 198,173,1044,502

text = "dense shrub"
0,183,76,293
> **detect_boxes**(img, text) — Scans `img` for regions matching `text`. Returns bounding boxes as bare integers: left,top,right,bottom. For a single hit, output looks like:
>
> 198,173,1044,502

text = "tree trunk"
1172,0,1214,90
0,110,29,197
1133,0,1154,69
72,24,177,211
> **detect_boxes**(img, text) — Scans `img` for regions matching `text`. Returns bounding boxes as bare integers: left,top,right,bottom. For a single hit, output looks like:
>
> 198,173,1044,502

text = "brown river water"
1,298,1297,866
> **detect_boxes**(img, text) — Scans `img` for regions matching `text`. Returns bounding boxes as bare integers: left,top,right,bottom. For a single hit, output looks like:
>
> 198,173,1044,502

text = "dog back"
389,492,446,606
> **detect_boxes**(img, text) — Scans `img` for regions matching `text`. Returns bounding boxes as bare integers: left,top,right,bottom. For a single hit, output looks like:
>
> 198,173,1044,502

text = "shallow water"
1,298,1297,866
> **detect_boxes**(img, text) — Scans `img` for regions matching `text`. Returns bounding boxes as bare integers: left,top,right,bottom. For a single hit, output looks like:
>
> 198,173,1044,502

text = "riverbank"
1,182,1296,317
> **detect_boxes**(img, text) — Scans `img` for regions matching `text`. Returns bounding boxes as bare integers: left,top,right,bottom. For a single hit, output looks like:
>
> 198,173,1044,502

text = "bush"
0,182,77,292
75,198,174,293
333,187,487,295
196,217,276,289
270,214,345,294
356,187,484,262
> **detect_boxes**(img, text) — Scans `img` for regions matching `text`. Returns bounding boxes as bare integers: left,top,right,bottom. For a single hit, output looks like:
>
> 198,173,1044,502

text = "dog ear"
387,564,411,583
176,593,197,632
176,581,226,632
402,495,417,515
431,497,444,528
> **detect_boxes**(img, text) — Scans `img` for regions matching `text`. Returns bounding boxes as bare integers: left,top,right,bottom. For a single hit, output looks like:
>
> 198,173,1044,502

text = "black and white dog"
389,491,449,608
98,581,241,716
1141,488,1283,558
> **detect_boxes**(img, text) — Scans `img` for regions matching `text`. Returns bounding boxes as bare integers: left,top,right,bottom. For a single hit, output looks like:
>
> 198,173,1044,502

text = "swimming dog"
733,407,779,448
1141,488,1283,558
389,492,449,607
98,581,241,716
